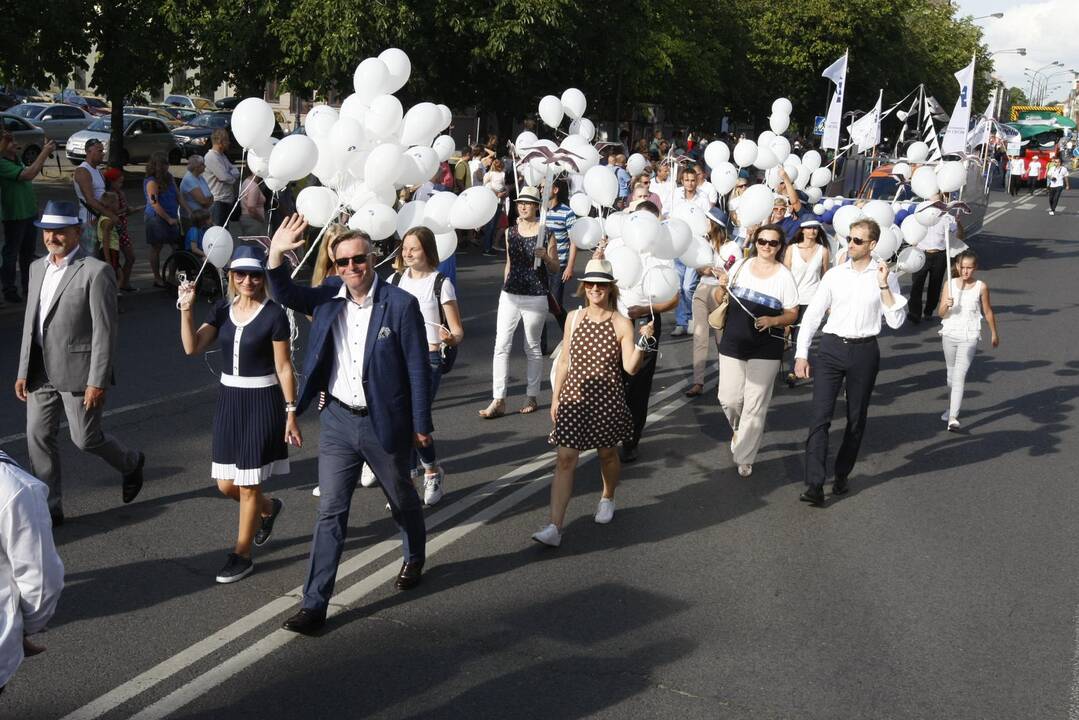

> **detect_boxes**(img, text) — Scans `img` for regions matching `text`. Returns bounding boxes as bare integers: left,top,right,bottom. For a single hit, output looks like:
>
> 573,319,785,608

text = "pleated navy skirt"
211,384,289,485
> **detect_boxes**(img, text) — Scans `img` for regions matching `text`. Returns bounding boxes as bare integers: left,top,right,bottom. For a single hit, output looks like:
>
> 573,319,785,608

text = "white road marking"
65,373,708,720
1070,602,1079,720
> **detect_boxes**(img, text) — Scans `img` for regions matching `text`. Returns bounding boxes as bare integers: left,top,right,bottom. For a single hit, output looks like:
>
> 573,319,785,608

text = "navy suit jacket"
268,264,433,454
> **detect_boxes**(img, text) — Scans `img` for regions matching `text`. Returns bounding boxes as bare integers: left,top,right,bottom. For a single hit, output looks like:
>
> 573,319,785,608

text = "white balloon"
805,187,822,204
231,97,275,149
736,184,774,226
622,211,661,253
364,143,404,188
560,88,587,121
892,161,912,180
605,211,626,239
680,238,716,268
396,200,427,237
377,48,411,94
432,135,456,162
900,214,928,245
295,186,339,227
810,167,832,188
203,226,233,268
450,186,498,230
515,131,538,150
911,165,939,199
583,165,619,208
339,93,368,124
436,105,452,132
569,117,596,141
404,146,439,184
704,141,730,169
872,225,900,259
607,245,643,289
559,134,592,173
769,113,791,134
519,163,543,187
802,150,822,172
348,203,397,240
772,97,793,116
733,139,758,168
435,231,458,261
572,144,600,174
304,105,339,141
936,160,966,193
642,265,680,302
626,153,648,177
538,95,564,129
357,181,395,208
914,200,943,227
364,94,403,139
569,216,603,250
353,58,389,103
399,102,442,147
526,139,558,173
757,131,777,150
764,167,782,190
822,197,836,210
328,117,366,154
247,139,275,178
906,141,929,164
897,246,926,273
812,203,826,215
770,136,791,163
671,204,709,237
569,192,593,217
343,150,370,181
711,162,738,195
753,145,779,170
268,134,318,182
264,176,288,192
863,199,895,229
831,204,866,238
424,191,458,233
795,164,811,189
653,218,693,260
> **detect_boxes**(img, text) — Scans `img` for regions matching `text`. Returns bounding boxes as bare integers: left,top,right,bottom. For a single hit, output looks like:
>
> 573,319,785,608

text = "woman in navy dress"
178,245,302,583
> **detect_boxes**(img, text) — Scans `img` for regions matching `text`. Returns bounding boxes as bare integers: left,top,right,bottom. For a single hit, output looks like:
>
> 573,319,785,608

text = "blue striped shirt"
545,203,576,266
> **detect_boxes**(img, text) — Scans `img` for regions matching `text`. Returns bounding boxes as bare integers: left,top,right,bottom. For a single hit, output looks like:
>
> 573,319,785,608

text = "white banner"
941,55,976,155
821,51,848,151
849,90,882,153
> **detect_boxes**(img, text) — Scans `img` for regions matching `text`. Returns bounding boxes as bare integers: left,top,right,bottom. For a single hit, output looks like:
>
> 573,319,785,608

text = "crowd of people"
0,120,1035,692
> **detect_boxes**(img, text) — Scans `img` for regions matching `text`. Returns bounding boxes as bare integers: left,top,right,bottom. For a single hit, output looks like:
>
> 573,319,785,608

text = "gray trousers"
26,381,140,513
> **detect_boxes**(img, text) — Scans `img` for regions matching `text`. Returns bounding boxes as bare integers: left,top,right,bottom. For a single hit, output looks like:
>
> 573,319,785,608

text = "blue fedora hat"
706,207,729,226
225,244,267,273
34,200,82,229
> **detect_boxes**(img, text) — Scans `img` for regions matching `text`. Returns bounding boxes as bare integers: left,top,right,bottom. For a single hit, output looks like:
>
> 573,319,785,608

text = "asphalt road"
2,177,1078,720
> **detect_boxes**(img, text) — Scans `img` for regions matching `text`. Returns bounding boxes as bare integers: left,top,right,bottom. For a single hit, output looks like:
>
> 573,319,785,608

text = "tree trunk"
109,91,125,169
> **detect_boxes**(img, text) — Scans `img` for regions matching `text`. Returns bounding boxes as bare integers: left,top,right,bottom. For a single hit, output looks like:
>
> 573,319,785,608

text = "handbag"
390,271,459,375
707,259,746,330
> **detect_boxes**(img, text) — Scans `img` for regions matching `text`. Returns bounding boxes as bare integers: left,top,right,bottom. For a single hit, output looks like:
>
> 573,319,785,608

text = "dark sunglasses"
231,270,264,281
334,254,369,268
755,238,781,248
848,236,870,246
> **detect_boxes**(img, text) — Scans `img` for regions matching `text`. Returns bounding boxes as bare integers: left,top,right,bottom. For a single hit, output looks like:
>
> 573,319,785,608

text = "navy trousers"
301,401,426,611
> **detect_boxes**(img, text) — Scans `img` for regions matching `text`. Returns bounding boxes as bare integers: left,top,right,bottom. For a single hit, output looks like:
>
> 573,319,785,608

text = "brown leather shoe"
282,608,326,635
394,560,424,590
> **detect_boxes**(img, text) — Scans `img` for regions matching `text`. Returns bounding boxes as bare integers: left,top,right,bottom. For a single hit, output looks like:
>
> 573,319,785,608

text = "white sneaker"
531,523,562,547
423,468,445,506
1049,210,1055,215
360,464,378,488
594,498,615,524
948,418,961,431
738,464,753,477
940,411,949,422
311,486,321,497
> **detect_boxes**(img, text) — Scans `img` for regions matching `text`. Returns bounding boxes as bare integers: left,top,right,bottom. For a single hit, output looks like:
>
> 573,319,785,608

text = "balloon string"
222,147,250,229
290,202,344,279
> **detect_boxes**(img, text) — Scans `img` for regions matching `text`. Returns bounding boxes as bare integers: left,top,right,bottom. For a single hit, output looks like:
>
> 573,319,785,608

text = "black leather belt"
826,333,876,345
330,396,369,415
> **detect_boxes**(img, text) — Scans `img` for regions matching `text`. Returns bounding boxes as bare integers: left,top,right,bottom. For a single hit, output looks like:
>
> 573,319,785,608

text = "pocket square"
377,326,392,339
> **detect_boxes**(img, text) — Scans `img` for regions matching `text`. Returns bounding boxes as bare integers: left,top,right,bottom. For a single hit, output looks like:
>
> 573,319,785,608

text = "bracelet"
879,286,889,290
636,335,658,353
285,402,298,413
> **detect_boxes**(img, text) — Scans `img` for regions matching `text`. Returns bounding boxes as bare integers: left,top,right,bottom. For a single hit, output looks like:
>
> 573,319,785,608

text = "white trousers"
492,291,547,399
942,336,978,419
718,354,780,465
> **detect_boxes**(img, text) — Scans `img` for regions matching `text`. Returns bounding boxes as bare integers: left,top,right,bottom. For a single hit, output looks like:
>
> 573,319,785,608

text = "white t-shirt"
395,269,457,345
1047,166,1069,188
1027,159,1042,178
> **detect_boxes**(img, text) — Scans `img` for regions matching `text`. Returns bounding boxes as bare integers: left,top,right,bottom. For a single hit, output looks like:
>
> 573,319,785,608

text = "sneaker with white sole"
594,498,615,524
215,553,254,584
360,463,378,488
531,523,562,547
947,418,961,431
423,468,445,506
253,498,283,547
738,464,753,477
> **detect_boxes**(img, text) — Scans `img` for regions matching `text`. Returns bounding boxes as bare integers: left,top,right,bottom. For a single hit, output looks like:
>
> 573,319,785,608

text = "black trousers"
622,313,662,450
1049,186,1064,211
804,335,880,489
908,250,946,319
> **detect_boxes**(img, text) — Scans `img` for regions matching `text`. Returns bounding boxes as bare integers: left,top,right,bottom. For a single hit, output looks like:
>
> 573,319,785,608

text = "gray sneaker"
253,498,283,547
216,553,254,584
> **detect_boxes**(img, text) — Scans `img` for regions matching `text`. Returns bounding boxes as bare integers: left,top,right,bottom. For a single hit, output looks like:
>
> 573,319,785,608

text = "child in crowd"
97,192,121,272
185,209,211,257
103,167,142,291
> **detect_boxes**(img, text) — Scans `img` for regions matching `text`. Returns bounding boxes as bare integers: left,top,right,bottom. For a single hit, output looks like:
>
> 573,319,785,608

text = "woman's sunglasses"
232,270,264,282
755,238,781,248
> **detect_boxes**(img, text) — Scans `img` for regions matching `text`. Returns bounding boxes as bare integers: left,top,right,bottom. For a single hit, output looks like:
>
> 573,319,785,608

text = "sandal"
684,384,703,398
479,400,505,419
519,397,539,414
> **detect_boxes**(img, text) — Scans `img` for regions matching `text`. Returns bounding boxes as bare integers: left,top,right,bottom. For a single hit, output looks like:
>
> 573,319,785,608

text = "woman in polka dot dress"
532,259,655,547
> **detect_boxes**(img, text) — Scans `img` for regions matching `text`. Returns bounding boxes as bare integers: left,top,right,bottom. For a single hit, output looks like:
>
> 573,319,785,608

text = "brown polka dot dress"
550,312,635,450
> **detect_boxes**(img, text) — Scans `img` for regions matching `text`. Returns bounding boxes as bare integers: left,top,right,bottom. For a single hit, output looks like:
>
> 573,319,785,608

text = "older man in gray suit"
14,201,144,525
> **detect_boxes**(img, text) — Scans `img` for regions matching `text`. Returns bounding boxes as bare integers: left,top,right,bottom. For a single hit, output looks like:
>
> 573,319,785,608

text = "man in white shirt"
794,218,907,505
669,167,713,336
203,128,240,227
0,450,64,696
908,203,962,323
1007,155,1025,196
1046,161,1070,215
1026,155,1042,195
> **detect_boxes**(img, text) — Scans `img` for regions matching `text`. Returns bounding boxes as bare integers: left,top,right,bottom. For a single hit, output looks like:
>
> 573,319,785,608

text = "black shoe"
122,452,146,504
394,560,424,590
50,510,64,527
832,476,849,496
799,486,826,506
282,607,326,635
215,553,254,584
908,314,922,324
620,444,639,463
253,498,284,547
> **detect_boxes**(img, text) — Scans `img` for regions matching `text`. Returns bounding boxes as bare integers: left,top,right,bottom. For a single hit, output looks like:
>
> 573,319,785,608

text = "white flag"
821,51,848,151
941,55,976,155
848,90,883,153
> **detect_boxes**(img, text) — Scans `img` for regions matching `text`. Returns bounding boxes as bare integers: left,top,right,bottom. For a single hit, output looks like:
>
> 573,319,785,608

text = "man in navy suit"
267,214,432,635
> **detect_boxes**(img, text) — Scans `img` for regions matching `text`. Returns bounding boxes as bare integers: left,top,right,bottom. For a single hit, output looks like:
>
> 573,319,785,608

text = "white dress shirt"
35,247,80,344
795,257,908,359
919,215,957,252
329,276,378,408
0,451,64,688
673,187,714,214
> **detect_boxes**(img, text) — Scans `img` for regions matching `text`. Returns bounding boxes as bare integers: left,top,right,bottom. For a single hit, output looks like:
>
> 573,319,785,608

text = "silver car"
0,112,50,165
7,102,93,145
67,115,183,165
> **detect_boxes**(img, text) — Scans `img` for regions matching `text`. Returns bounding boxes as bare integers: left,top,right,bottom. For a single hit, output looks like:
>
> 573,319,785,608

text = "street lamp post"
1027,62,1064,98
971,13,1004,20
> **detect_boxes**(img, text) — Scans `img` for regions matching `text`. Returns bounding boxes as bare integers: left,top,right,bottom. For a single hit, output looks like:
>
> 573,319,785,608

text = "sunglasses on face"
755,238,781,248
848,236,870,246
334,254,369,269
232,271,264,282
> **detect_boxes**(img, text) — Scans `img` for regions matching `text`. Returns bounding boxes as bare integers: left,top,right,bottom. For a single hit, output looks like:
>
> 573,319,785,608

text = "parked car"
154,104,201,124
0,86,51,103
0,112,50,165
124,106,183,128
173,111,284,161
215,96,241,110
67,114,183,165
54,89,111,116
8,102,94,146
164,94,215,112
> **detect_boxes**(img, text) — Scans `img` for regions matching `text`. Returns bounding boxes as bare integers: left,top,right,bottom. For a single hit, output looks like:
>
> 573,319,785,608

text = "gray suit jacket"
17,249,118,392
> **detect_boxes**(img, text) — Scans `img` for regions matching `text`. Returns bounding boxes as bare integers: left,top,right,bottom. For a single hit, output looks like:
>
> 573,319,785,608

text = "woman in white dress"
782,219,829,387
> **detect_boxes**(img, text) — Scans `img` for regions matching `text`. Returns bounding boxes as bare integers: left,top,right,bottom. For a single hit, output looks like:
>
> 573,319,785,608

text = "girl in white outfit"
936,250,999,431
783,219,829,386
